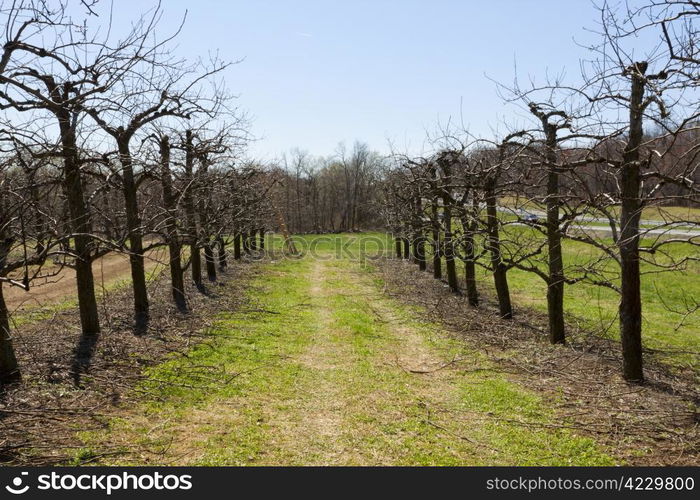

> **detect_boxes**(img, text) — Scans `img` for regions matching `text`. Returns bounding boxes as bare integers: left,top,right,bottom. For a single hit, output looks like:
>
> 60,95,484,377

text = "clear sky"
107,1,631,159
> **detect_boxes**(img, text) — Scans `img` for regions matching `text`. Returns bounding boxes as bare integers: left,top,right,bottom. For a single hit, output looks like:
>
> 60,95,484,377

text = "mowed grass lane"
75,234,613,465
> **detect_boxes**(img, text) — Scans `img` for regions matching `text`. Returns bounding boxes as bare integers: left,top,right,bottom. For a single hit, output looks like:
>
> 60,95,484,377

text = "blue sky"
108,1,630,159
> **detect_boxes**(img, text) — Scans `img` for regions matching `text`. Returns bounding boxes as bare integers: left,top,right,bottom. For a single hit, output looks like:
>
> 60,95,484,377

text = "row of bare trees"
0,1,272,383
272,142,386,233
382,0,699,382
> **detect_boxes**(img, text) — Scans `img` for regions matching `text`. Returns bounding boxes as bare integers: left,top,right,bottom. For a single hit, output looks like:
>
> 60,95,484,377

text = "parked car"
522,212,541,223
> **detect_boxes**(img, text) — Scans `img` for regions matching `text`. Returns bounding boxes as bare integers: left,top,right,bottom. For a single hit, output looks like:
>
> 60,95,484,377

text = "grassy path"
78,243,615,465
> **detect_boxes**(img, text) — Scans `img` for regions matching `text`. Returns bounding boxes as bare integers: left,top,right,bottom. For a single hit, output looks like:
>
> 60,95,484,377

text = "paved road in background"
499,207,700,240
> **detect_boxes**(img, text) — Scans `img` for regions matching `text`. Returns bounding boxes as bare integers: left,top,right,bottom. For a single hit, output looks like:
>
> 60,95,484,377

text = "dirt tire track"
5,247,169,311
270,260,355,464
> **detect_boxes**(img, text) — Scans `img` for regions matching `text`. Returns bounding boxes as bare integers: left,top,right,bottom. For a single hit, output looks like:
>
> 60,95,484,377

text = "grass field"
272,229,698,375
75,234,614,465
419,227,699,373
271,231,700,371
263,231,699,373
5,231,694,464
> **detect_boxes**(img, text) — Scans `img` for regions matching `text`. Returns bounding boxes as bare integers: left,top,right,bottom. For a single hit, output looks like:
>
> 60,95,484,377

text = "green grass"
418,221,699,373
341,261,612,465
77,257,318,465
76,233,615,465
280,230,698,372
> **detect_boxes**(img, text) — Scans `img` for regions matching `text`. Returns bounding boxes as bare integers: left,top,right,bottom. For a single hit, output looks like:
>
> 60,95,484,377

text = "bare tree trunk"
394,237,402,258
243,231,250,255
23,167,46,255
0,281,20,383
196,154,216,285
60,115,100,335
431,200,442,279
485,183,512,319
249,229,257,251
411,236,419,264
414,196,426,271
217,236,227,269
461,204,479,306
159,136,187,313
295,169,301,233
285,180,292,233
351,174,360,230
258,228,265,250
312,181,320,232
204,242,217,282
273,202,298,255
442,200,460,295
618,64,646,382
183,131,202,290
0,237,19,381
117,139,149,326
191,245,203,288
402,237,410,259
343,167,352,232
435,159,460,294
544,126,565,344
234,233,242,260
415,233,426,271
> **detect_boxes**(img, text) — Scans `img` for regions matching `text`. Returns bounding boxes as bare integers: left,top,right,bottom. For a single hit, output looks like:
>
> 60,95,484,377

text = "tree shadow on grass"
71,333,99,387
133,311,149,336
